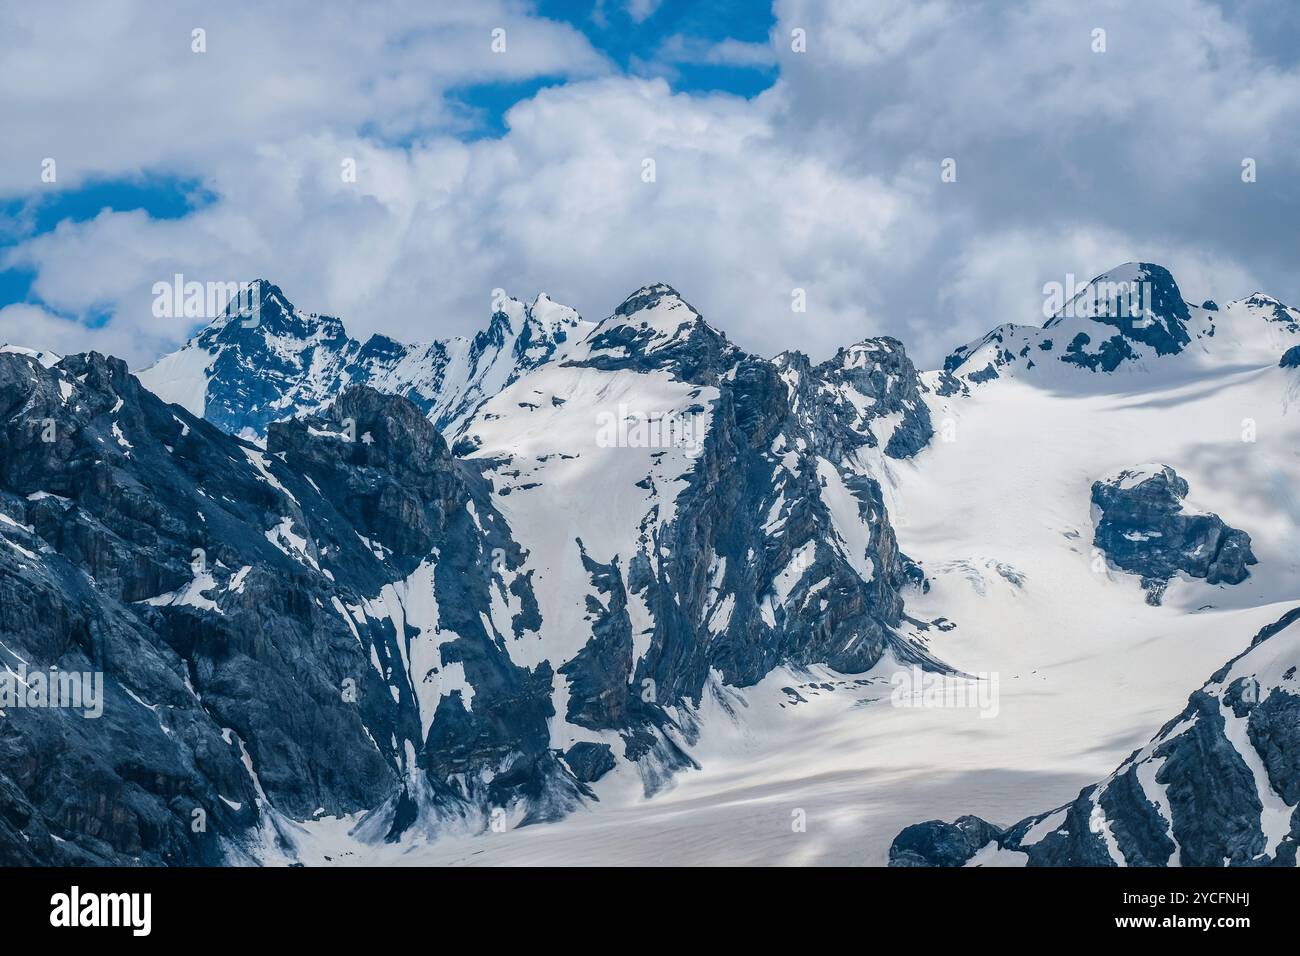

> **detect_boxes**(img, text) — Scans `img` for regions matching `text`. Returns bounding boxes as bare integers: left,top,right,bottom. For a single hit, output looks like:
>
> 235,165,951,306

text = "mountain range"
2,262,1298,865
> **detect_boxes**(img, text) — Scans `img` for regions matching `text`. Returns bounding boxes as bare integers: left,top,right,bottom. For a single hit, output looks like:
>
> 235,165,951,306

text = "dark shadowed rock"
0,355,582,862
1091,464,1256,604
889,815,1004,867
563,742,617,783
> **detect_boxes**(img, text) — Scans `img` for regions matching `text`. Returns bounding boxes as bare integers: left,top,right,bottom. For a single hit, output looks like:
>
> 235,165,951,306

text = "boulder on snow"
889,815,1005,867
1091,465,1256,604
563,742,618,783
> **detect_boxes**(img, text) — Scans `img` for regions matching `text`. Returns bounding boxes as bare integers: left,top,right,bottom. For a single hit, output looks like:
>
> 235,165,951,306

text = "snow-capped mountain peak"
602,283,708,344
1239,291,1300,332
526,291,584,333
573,283,738,381
138,280,355,437
937,261,1300,391
138,282,594,441
1043,261,1191,354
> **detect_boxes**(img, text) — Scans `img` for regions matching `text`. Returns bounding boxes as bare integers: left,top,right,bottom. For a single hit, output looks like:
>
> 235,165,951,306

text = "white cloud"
5,78,918,366
652,35,778,69
3,0,1298,371
0,0,609,193
0,303,135,360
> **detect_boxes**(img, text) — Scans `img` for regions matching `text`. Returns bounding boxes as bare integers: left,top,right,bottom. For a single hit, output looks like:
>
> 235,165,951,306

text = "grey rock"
0,280,938,862
1092,465,1256,603
563,742,617,783
889,815,1004,867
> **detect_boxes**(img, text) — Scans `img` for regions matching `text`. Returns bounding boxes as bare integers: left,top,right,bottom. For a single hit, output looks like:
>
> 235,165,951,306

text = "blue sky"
1,0,1297,368
0,176,214,308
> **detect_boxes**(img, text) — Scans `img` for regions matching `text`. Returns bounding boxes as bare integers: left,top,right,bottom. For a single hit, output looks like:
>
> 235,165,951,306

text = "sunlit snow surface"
261,293,1300,865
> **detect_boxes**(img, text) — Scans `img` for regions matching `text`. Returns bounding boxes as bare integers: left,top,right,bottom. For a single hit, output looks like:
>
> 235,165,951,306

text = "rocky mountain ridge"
3,260,1299,866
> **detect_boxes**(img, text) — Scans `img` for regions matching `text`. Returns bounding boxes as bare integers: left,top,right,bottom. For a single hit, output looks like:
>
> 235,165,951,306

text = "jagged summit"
613,282,695,316
1240,292,1300,332
603,283,713,341
131,265,1300,438
137,282,594,440
568,282,737,382
1043,261,1191,354
201,279,342,338
936,261,1300,390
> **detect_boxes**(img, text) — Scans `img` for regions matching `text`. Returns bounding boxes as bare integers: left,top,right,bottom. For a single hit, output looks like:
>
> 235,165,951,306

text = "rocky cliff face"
451,284,934,795
1,283,938,861
0,348,595,862
1091,465,1256,605
15,260,1295,867
777,337,933,461
0,349,389,863
890,607,1300,867
137,282,592,441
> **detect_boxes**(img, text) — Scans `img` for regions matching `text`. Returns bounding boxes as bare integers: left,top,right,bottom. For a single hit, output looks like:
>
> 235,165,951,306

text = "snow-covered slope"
448,283,936,796
891,606,1300,866
257,265,1300,867
0,344,63,368
137,281,592,441
380,263,1300,866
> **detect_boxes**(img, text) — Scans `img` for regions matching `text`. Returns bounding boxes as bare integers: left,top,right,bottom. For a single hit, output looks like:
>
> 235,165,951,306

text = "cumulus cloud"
624,0,664,25
768,0,1300,357
2,0,1298,370
0,303,133,360
5,78,918,365
0,0,609,192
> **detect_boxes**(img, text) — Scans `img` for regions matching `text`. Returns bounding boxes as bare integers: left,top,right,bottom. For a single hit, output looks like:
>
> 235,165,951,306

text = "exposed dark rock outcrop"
778,338,934,461
889,815,1004,867
1092,464,1256,604
0,350,586,862
563,742,617,783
